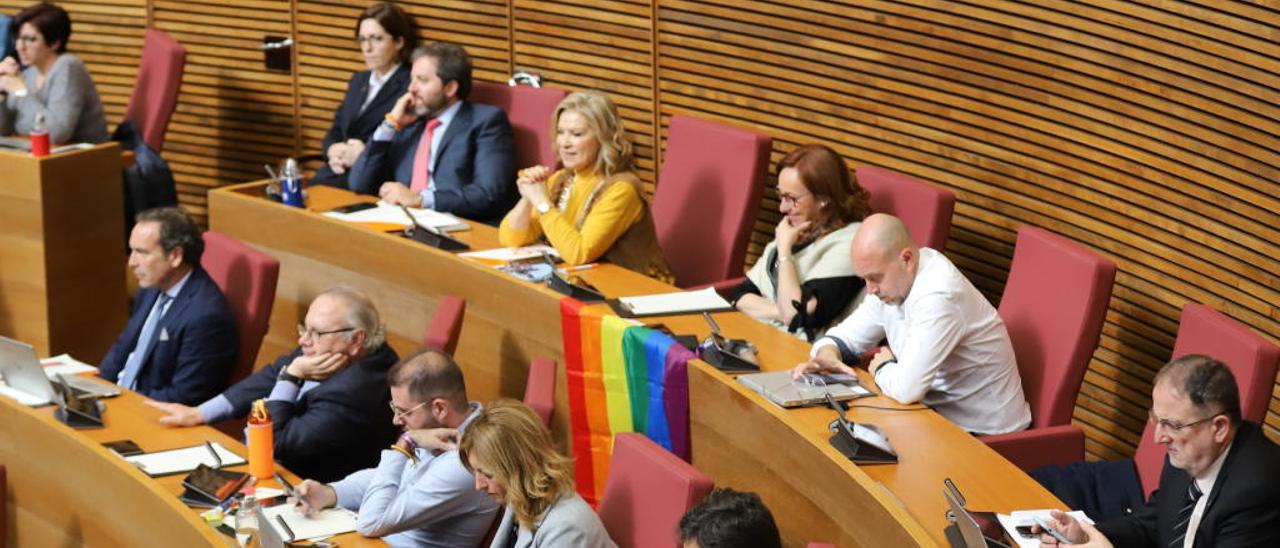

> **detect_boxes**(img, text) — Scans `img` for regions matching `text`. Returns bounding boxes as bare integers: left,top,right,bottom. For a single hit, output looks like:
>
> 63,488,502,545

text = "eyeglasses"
16,35,41,44
1148,410,1220,432
778,191,811,206
388,400,428,420
296,324,357,340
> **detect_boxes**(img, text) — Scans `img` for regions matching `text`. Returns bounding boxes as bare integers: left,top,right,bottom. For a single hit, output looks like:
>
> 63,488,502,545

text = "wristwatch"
277,368,305,386
535,202,551,215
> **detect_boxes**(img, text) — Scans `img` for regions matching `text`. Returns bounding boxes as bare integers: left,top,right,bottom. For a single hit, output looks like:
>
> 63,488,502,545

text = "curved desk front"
209,182,1063,547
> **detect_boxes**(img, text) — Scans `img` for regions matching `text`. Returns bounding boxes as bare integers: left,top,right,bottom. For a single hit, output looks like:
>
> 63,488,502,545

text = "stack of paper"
229,503,358,542
458,244,560,267
616,287,732,316
40,354,99,377
323,202,468,232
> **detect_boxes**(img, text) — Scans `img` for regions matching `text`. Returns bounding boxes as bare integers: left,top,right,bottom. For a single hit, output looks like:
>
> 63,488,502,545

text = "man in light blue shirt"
294,349,498,547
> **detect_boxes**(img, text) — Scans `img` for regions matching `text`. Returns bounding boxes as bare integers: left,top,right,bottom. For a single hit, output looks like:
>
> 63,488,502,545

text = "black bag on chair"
113,120,178,244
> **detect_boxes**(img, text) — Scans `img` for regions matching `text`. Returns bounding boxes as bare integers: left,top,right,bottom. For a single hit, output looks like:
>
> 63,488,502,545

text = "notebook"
737,370,873,408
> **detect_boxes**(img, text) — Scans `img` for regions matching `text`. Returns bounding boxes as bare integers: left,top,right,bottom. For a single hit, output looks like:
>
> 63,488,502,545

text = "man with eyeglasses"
1039,354,1280,548
147,286,399,482
288,349,498,547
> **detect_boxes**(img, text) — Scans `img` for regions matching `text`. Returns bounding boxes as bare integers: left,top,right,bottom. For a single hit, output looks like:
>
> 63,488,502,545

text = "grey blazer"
489,493,616,548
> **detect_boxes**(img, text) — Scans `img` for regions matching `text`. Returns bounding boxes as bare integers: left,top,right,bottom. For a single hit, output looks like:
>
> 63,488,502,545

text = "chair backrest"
123,28,186,153
468,81,568,169
1132,303,1280,497
597,433,715,548
998,226,1115,428
201,231,279,386
523,358,556,427
652,116,771,288
855,165,956,250
421,295,466,355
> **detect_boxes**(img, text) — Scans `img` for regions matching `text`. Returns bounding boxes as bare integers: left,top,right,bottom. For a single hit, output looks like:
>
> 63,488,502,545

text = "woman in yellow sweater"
499,90,672,282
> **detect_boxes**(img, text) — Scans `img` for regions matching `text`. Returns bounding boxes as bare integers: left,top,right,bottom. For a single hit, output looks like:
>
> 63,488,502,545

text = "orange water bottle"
247,399,274,479
30,113,50,157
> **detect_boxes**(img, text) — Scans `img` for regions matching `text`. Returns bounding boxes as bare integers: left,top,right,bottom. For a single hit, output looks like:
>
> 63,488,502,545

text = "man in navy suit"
146,287,399,483
346,42,517,225
1041,354,1280,548
99,207,237,406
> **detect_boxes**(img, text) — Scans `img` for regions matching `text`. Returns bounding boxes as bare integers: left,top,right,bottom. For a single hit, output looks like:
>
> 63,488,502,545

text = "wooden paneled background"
25,0,1277,461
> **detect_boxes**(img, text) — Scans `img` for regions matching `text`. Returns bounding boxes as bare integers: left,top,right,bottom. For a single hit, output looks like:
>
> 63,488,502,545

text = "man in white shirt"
793,213,1031,435
1040,354,1280,548
293,349,498,548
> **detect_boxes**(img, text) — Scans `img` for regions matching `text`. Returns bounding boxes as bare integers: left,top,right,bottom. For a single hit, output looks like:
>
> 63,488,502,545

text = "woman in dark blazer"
312,2,415,186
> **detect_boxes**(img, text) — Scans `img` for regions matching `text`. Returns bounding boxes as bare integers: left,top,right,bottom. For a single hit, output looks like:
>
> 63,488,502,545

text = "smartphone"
330,202,377,214
1034,516,1074,544
102,439,144,456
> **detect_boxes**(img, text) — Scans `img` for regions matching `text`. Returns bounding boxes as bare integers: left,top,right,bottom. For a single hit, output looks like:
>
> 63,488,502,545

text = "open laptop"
737,370,873,408
0,336,120,406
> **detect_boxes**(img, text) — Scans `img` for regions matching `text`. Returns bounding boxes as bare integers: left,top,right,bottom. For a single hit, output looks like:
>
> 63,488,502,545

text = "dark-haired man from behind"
679,488,782,548
1041,354,1280,548
293,349,497,547
99,207,236,405
347,41,516,225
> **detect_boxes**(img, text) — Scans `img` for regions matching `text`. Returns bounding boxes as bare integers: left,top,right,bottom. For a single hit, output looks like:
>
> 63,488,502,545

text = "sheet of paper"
230,504,358,541
40,353,99,377
458,244,560,266
322,202,468,231
124,442,247,476
997,510,1092,548
616,286,732,316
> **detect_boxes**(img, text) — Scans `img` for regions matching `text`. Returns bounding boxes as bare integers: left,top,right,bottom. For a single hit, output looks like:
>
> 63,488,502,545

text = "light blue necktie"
117,293,173,390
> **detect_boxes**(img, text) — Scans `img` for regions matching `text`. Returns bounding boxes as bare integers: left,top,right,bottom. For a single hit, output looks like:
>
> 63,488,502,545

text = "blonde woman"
460,400,616,548
498,90,672,283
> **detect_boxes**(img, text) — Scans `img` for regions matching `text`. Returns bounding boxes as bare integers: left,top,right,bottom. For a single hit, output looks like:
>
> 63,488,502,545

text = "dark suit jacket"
346,100,517,225
1098,421,1280,548
312,66,410,187
99,267,237,405
221,344,400,483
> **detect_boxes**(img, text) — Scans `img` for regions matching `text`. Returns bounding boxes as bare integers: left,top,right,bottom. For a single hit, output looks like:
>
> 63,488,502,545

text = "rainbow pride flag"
560,297,694,505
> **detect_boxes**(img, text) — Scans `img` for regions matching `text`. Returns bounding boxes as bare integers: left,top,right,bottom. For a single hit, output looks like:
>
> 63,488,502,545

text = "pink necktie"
410,118,442,192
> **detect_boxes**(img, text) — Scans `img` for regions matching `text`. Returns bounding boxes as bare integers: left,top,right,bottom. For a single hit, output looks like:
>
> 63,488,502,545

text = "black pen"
276,514,296,542
205,440,222,469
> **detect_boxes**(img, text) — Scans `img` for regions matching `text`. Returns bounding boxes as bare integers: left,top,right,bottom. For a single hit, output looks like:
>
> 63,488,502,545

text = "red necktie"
410,118,442,192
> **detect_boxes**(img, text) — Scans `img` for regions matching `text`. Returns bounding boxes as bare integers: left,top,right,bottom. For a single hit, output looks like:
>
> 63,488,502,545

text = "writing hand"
294,480,337,516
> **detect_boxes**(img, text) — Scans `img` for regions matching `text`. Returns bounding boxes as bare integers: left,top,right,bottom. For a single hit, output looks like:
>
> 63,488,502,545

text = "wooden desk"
0,143,127,360
208,182,1063,547
0,381,383,547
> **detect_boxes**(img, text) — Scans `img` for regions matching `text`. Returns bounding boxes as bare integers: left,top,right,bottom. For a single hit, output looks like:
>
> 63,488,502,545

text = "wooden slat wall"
45,0,1279,461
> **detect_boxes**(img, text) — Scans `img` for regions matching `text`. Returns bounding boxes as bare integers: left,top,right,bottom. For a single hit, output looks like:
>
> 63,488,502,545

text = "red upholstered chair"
855,165,956,250
123,29,186,153
523,358,556,427
202,231,279,387
652,116,771,288
1130,303,1280,498
421,295,466,355
597,433,715,548
980,226,1116,471
469,81,568,169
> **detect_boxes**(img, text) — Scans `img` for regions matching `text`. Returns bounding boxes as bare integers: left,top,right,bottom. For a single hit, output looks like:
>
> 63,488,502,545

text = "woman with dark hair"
459,399,616,548
313,1,416,186
730,144,870,340
0,1,107,144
